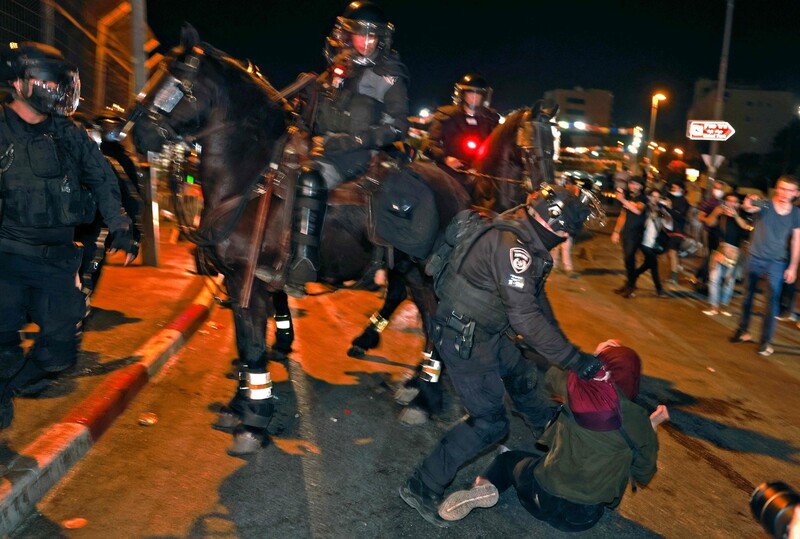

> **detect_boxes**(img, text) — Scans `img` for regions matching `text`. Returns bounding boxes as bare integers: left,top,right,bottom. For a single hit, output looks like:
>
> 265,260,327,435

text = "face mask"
713,189,724,199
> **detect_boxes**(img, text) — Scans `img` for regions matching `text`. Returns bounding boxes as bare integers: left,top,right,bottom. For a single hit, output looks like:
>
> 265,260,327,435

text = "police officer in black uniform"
400,185,606,527
74,114,143,299
424,74,499,193
0,43,136,427
286,1,409,286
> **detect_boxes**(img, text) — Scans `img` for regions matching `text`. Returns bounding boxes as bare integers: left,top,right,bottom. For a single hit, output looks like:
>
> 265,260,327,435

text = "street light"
646,92,667,175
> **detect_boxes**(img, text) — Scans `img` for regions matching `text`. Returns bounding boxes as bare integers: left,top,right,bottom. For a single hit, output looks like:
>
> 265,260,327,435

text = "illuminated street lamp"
673,147,684,156
646,93,667,174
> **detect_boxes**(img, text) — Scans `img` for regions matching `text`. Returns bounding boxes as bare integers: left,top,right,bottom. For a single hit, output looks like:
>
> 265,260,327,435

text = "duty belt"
0,238,79,259
442,310,493,360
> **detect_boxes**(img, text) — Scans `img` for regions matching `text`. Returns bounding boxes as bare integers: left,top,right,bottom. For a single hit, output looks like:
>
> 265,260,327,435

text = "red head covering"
567,345,642,432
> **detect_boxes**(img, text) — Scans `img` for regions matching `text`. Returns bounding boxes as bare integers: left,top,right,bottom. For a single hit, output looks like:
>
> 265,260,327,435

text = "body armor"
0,109,95,227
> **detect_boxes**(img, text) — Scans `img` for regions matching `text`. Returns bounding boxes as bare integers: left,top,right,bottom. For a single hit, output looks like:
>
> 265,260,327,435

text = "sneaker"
720,310,732,317
758,344,774,357
400,474,449,528
438,482,500,522
703,309,719,316
622,288,636,299
776,313,798,322
613,285,629,295
729,330,752,344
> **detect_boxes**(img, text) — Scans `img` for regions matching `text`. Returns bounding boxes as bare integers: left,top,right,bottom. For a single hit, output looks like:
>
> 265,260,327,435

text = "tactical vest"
315,66,394,137
0,109,96,228
428,210,551,333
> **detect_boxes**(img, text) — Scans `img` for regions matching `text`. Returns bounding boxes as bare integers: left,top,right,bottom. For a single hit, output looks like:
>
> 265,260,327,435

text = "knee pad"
466,411,509,445
507,361,538,396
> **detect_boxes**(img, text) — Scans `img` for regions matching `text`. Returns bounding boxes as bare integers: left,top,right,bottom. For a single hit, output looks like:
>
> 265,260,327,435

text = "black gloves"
574,352,603,380
107,225,138,258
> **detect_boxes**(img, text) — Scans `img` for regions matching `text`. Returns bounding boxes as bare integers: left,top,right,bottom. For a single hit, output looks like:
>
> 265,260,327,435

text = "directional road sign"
686,120,736,141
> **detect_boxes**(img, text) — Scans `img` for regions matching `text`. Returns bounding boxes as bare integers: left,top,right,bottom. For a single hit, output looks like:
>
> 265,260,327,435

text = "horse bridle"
516,108,557,191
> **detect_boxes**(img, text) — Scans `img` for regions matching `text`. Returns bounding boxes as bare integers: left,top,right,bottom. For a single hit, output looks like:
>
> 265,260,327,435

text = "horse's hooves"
212,409,242,433
399,406,429,426
394,385,420,406
347,346,366,358
227,429,269,456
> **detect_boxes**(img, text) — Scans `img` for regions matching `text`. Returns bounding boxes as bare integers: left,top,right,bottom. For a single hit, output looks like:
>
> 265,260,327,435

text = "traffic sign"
686,120,736,141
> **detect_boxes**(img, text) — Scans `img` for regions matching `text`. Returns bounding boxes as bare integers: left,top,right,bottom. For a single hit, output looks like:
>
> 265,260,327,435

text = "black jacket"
451,215,580,368
425,104,499,165
0,104,130,247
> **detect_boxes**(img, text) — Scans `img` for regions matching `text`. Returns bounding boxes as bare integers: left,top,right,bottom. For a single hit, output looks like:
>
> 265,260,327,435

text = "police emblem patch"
510,247,531,273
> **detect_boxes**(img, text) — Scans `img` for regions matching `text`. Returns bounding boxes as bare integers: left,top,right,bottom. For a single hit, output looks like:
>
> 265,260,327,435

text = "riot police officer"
424,74,499,191
400,185,606,527
0,43,136,427
287,1,409,286
74,114,143,299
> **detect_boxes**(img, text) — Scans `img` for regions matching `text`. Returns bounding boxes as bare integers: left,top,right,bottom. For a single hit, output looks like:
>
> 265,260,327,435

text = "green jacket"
534,367,659,508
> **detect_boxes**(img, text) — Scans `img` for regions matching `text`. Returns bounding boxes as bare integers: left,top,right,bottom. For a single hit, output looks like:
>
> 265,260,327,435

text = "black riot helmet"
332,2,394,65
527,184,605,237
453,73,492,112
4,42,80,116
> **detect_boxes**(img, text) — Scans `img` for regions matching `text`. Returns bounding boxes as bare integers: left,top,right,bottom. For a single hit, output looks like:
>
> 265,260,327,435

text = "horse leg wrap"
273,313,294,354
240,370,274,429
369,312,389,333
419,351,441,383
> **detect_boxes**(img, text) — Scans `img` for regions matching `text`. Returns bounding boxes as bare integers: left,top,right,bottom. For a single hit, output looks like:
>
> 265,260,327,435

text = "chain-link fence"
0,0,137,114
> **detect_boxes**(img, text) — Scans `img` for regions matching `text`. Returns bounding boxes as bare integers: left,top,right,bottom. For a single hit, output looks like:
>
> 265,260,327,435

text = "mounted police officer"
0,43,136,427
424,74,499,193
285,1,409,287
400,184,606,527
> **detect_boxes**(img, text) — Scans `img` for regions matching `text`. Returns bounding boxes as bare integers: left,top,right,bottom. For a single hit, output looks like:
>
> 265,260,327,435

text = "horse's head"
515,99,559,189
129,25,213,154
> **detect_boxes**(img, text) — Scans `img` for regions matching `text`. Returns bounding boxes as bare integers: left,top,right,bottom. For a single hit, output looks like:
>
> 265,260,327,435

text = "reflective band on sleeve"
369,313,389,333
276,319,292,329
421,359,441,383
247,371,273,400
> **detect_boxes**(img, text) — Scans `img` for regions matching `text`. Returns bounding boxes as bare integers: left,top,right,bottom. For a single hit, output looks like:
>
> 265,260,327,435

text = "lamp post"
646,93,666,176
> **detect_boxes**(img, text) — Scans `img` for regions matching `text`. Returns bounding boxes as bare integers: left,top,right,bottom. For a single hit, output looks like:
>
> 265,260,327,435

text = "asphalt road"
12,223,800,539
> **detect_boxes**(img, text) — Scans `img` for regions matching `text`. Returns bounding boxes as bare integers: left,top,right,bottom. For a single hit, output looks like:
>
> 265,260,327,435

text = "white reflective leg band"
421,358,442,383
369,313,389,333
275,319,292,330
247,371,273,400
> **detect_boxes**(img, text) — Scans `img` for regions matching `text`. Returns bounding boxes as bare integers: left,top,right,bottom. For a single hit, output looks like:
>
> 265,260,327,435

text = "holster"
442,310,478,360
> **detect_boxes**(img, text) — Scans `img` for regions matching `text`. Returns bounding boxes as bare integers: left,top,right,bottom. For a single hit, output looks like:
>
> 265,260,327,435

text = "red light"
467,140,477,149
463,137,480,154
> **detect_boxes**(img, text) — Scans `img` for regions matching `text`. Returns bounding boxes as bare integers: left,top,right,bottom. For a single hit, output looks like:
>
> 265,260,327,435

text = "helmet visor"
24,66,80,116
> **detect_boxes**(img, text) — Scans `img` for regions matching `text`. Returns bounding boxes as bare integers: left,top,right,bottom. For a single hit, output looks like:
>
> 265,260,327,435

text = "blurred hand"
649,405,670,430
445,156,466,170
593,339,621,355
611,231,620,244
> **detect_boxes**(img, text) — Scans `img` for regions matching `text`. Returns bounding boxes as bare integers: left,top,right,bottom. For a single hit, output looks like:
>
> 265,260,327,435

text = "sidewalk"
0,223,219,535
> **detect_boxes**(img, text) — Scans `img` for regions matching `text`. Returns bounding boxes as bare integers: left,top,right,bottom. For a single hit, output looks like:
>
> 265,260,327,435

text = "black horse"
130,27,470,454
472,103,558,213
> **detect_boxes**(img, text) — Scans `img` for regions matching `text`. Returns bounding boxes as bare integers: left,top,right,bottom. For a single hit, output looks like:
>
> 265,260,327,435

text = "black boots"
288,167,327,286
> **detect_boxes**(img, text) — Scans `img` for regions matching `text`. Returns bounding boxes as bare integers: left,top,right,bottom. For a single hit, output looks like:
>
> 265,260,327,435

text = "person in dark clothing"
0,43,137,427
399,184,606,528
276,1,410,288
633,189,673,297
693,180,727,287
665,181,690,284
74,114,144,301
437,341,667,531
611,176,647,298
424,74,499,194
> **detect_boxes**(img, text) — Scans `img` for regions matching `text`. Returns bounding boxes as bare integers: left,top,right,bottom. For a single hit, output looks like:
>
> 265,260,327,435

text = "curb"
0,276,222,535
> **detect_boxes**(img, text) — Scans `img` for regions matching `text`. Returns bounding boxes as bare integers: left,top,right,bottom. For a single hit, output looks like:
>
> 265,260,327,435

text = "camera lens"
751,481,799,538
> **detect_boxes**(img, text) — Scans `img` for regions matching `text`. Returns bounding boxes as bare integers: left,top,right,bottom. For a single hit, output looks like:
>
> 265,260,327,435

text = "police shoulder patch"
510,247,532,274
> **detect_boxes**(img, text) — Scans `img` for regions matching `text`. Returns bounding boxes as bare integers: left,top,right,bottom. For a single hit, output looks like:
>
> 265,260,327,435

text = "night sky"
146,0,800,143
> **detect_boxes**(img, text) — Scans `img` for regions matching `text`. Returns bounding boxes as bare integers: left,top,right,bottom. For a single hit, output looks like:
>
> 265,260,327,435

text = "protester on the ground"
399,184,605,528
703,193,752,317
731,175,800,356
693,180,727,288
437,340,667,532
611,176,647,298
0,43,136,428
631,189,672,297
665,181,691,284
